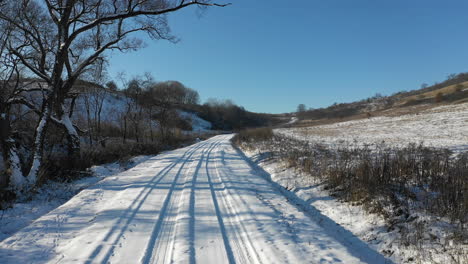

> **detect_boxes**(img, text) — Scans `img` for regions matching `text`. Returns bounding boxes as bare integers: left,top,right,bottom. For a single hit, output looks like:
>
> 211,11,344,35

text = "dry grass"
234,127,273,143
291,103,440,129
233,134,468,245
397,81,468,106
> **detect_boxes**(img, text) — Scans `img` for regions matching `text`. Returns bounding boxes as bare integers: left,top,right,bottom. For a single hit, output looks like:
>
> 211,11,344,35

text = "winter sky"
108,0,468,113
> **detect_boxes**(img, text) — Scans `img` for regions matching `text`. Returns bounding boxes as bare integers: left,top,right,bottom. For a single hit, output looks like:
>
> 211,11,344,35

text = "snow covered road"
0,135,391,264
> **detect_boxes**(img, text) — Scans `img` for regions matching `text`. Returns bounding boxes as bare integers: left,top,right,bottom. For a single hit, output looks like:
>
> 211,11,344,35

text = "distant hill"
292,73,468,127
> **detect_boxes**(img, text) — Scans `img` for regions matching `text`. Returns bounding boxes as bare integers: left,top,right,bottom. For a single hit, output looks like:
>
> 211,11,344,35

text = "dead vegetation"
233,131,468,250
235,127,274,143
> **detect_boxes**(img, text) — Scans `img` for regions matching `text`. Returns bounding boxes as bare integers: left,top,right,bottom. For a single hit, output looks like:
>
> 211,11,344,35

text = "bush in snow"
233,132,468,247
435,92,444,103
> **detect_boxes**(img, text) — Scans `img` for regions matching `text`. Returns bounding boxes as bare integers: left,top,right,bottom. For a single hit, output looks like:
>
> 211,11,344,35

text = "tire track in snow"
204,140,236,264
210,141,264,264
188,152,204,264
189,140,232,264
214,136,310,264
141,140,217,264
146,143,206,264
84,142,206,263
169,140,221,264
149,141,218,264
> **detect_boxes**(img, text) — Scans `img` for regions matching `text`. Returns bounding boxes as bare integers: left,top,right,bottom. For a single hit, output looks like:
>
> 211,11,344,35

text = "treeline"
0,74,203,197
196,99,277,130
297,102,365,120
0,68,277,197
68,75,277,164
114,77,201,142
115,77,276,135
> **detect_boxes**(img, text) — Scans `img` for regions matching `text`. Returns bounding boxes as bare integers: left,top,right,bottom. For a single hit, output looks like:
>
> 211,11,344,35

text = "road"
0,135,390,263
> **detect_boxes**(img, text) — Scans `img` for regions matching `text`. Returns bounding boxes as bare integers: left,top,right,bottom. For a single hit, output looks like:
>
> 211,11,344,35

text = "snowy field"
0,135,391,263
277,103,468,152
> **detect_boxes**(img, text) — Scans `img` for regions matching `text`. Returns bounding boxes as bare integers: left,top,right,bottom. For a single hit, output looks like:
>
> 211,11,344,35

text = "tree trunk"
97,92,104,137
0,114,8,188
150,122,154,143
134,118,140,143
60,112,80,159
149,108,154,142
2,137,26,190
84,94,93,145
123,117,127,144
0,114,27,190
27,104,51,185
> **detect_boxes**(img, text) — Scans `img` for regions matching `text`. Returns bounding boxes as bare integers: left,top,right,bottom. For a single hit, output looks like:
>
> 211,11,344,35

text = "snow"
178,110,212,132
60,112,77,136
242,103,468,263
277,103,468,152
241,148,402,262
73,92,130,126
0,155,152,243
27,108,51,185
240,145,468,264
0,135,391,263
6,145,26,190
286,116,298,125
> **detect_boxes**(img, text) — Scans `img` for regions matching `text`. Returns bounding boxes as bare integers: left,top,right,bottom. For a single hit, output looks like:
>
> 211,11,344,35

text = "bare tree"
184,87,200,105
146,81,178,139
447,73,457,80
84,60,109,141
0,23,27,189
81,87,94,144
296,104,306,113
127,78,144,142
0,0,229,187
105,80,118,91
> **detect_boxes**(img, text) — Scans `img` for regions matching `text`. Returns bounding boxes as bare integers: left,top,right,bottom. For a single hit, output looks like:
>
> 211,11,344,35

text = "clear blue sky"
108,0,468,113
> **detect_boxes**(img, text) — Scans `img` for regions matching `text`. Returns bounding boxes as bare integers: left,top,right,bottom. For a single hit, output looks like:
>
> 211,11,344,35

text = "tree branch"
67,1,231,44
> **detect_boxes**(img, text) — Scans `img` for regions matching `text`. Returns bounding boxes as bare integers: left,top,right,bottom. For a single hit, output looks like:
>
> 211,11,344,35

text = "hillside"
292,73,468,127
395,81,468,106
278,102,468,151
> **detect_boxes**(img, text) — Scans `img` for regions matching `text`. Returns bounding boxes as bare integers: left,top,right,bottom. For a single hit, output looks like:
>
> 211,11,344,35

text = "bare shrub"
233,134,468,244
234,127,274,144
403,98,418,106
435,92,444,103
35,133,197,184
